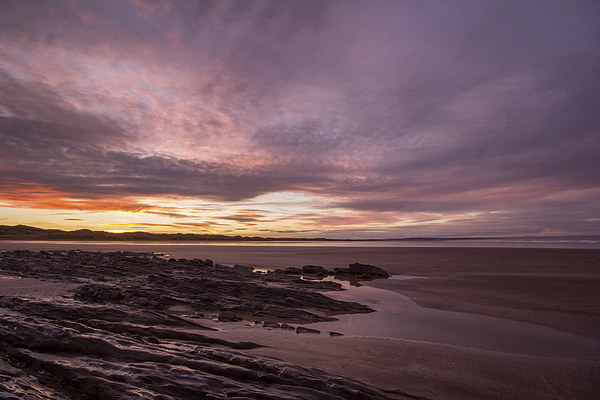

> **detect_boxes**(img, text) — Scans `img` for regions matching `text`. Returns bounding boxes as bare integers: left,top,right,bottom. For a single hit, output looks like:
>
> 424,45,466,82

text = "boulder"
276,267,302,275
233,264,254,274
296,327,320,334
262,321,280,328
334,263,389,279
74,284,124,302
280,323,295,331
218,311,241,322
302,265,330,275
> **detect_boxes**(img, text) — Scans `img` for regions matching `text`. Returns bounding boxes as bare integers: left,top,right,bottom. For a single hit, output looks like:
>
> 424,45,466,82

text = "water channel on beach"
298,275,600,361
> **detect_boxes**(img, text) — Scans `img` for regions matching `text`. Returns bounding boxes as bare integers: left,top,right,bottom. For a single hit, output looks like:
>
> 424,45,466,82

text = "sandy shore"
1,246,599,399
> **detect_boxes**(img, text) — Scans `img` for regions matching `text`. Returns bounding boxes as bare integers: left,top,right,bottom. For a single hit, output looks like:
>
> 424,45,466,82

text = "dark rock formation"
276,267,303,275
234,264,255,274
334,263,390,279
0,250,372,323
296,327,321,334
218,311,241,322
0,306,393,399
0,250,401,399
74,283,124,302
302,265,331,275
262,321,281,328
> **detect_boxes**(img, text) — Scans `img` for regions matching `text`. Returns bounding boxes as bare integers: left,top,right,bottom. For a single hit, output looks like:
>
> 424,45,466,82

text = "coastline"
203,329,600,400
365,273,600,340
1,246,599,399
4,242,597,338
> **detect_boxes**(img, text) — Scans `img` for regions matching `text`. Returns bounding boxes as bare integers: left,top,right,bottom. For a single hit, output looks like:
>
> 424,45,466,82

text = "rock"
218,311,240,322
302,265,330,275
0,250,374,323
334,263,389,279
145,336,160,344
0,250,394,399
233,264,254,274
262,321,280,328
296,327,320,334
0,308,390,399
74,284,124,302
276,267,302,275
329,331,344,337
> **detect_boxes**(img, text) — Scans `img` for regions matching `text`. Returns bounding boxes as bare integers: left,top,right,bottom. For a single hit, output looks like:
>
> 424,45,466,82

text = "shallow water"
304,276,600,361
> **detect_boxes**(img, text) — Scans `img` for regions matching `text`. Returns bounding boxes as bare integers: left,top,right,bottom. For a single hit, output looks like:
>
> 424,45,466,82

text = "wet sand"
206,328,600,400
159,245,600,339
356,247,600,340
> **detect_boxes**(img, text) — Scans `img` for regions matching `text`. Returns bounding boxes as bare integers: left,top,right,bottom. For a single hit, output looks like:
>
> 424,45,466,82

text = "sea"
0,236,598,269
1,236,599,249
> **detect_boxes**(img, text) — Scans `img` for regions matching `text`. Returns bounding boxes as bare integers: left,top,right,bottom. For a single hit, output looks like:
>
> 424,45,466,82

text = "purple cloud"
1,0,599,236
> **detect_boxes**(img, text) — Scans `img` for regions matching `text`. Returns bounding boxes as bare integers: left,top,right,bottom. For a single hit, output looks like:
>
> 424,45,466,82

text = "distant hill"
3,225,595,244
0,225,331,242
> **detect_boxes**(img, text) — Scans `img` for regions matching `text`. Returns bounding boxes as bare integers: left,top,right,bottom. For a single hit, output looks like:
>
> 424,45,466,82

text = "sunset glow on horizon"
1,1,599,238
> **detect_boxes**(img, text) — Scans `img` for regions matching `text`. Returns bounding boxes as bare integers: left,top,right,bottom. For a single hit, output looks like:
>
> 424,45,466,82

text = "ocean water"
1,236,599,250
1,238,599,271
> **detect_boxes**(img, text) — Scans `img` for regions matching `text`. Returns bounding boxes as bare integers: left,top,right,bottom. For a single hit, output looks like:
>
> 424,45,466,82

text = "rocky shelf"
0,250,404,399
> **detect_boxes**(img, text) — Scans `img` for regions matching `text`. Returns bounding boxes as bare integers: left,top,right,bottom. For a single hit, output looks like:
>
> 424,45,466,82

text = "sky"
0,0,599,238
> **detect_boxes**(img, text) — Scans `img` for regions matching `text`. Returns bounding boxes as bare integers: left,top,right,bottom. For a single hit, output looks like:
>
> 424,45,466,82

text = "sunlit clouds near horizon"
1,0,599,238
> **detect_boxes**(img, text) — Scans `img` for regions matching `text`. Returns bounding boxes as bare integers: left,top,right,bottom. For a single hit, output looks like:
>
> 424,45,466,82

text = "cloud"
1,0,599,236
104,222,176,228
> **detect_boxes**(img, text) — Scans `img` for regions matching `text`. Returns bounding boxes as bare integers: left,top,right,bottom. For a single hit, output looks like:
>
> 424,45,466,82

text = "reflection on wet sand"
304,277,600,360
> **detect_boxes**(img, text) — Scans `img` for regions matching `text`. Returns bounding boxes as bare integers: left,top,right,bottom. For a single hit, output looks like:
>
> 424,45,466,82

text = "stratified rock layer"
0,250,401,399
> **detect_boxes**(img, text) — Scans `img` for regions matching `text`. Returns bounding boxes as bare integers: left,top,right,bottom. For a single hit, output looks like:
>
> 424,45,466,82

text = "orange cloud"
174,222,216,228
103,222,177,228
0,182,191,217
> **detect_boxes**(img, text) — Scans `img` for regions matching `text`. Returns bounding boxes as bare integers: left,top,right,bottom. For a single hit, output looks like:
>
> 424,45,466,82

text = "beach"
199,246,600,399
1,244,599,399
3,1,599,398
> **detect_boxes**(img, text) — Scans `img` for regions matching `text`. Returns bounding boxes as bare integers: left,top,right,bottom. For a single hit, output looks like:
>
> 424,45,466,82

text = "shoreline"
201,328,600,399
0,250,400,399
364,274,600,340
1,248,599,399
5,243,596,339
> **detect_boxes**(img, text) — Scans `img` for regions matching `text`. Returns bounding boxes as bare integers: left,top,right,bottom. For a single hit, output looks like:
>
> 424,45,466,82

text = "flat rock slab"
0,250,373,323
0,276,79,298
0,250,401,399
